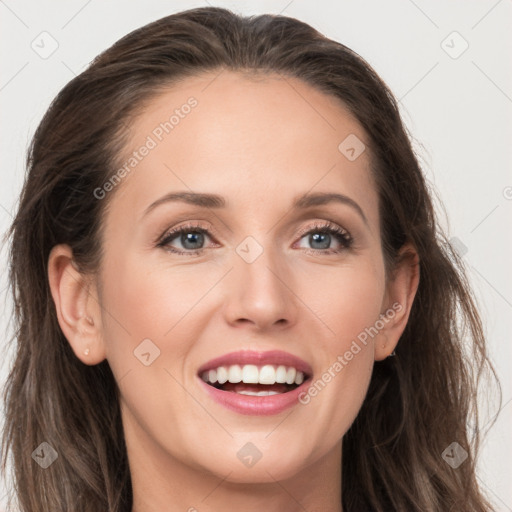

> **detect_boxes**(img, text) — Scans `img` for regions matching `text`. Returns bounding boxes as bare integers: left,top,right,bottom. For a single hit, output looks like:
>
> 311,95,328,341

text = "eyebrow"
143,191,368,225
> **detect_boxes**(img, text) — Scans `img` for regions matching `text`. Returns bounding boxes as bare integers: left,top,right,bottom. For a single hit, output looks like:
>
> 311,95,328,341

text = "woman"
1,6,498,511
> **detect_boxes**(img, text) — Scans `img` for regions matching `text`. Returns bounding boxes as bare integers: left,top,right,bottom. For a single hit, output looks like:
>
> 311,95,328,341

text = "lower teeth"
235,390,282,396
208,381,299,394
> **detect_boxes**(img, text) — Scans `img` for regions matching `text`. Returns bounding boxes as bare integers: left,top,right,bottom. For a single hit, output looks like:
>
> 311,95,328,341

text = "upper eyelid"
158,222,215,244
296,220,350,237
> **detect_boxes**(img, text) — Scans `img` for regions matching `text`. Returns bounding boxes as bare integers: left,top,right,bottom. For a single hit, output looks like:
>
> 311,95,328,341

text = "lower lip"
198,378,311,416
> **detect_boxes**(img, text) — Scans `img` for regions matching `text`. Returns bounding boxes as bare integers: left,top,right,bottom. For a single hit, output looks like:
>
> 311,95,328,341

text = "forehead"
107,70,378,231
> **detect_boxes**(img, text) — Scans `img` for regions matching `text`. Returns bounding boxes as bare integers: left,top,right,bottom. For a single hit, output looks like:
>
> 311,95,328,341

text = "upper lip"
197,350,313,377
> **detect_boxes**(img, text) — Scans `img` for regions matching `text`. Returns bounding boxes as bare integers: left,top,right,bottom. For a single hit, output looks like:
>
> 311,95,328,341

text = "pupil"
310,233,330,249
182,232,204,249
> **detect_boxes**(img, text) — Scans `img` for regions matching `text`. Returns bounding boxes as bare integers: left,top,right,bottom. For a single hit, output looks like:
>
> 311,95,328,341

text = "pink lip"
198,377,311,416
197,350,313,416
197,349,313,376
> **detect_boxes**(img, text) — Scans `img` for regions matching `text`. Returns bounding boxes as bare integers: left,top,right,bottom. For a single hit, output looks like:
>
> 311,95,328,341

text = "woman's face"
80,71,412,484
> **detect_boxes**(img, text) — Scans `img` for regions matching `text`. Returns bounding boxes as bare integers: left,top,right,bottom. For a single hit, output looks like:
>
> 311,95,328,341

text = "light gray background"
1,0,511,510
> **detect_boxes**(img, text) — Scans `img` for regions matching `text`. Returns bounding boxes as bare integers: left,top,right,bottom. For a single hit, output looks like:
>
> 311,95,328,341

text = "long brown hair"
1,7,499,511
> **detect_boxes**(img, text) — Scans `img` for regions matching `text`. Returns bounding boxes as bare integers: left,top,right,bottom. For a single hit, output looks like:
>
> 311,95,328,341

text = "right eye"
157,223,217,256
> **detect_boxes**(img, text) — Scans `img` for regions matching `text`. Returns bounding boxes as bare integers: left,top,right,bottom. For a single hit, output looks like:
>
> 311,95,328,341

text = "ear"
47,244,106,365
374,242,420,361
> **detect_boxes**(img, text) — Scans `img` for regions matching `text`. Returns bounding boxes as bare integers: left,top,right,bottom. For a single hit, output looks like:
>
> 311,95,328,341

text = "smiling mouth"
199,364,310,396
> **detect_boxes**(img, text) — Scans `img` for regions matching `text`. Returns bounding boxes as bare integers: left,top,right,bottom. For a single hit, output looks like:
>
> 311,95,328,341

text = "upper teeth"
201,364,305,386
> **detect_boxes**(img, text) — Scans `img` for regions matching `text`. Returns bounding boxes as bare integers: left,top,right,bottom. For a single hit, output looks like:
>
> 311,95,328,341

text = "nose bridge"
224,234,295,329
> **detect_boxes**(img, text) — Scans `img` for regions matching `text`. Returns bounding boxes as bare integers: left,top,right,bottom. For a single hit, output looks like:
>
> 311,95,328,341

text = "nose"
223,243,298,332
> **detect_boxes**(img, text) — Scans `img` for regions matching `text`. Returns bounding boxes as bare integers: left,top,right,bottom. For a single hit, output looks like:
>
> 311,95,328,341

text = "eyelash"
156,220,353,257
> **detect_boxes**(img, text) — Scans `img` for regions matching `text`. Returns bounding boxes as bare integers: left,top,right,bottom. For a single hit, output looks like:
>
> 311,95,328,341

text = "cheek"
299,256,385,344
293,260,383,438
97,256,217,441
98,251,218,380
104,249,212,326
322,261,383,389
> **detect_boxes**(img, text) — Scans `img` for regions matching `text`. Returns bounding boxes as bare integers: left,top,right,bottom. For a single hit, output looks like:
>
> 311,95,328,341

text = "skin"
48,70,419,512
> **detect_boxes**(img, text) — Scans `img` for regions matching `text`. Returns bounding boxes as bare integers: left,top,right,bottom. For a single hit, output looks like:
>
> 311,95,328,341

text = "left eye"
296,225,353,252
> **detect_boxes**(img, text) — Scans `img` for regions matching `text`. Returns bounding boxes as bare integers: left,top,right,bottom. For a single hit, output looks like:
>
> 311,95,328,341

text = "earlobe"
47,244,106,365
375,243,420,361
